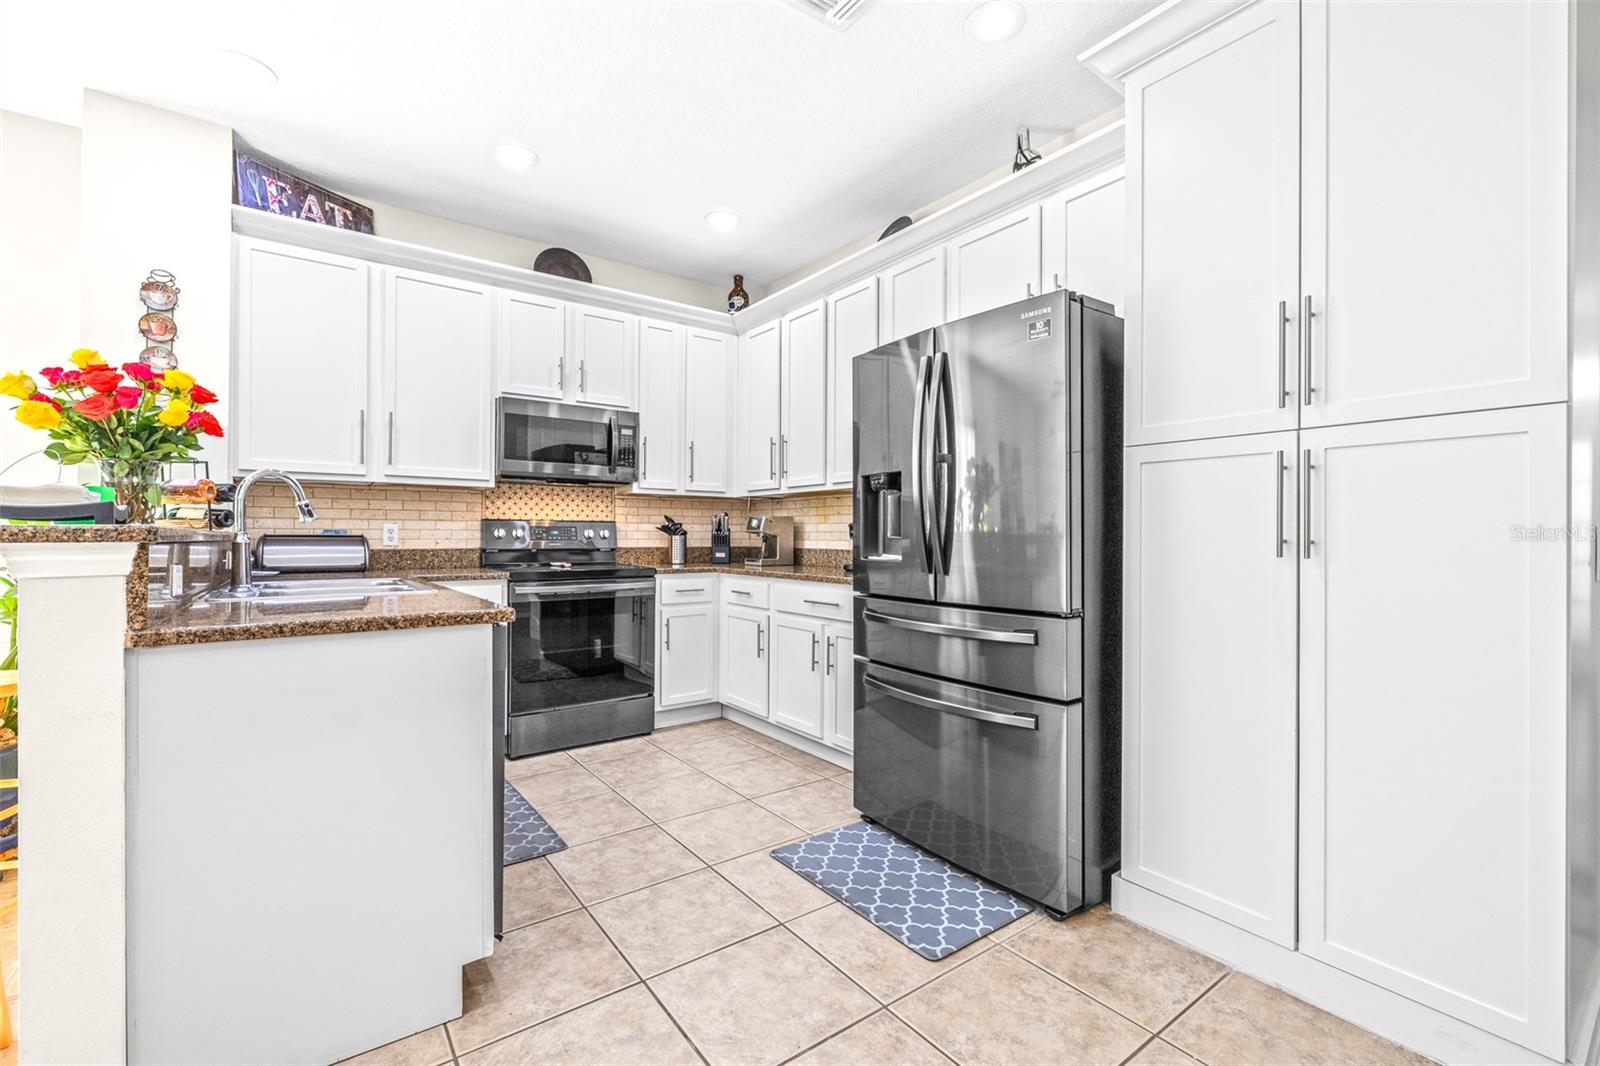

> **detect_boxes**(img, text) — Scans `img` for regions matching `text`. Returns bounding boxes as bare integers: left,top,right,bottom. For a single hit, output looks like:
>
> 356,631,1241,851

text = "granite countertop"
130,581,515,649
655,562,853,586
0,523,229,544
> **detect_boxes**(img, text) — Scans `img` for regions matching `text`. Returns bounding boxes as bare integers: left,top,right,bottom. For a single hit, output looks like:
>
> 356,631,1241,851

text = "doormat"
771,820,1031,959
504,780,567,865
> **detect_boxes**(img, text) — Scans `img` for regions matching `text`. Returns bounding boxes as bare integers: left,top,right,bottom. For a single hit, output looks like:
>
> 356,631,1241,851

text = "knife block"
710,530,731,564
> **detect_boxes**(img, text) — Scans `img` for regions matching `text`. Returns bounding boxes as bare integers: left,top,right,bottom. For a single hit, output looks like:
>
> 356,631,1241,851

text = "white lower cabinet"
1298,404,1566,1056
658,603,715,709
822,621,853,752
769,614,826,740
720,606,769,718
1122,431,1300,947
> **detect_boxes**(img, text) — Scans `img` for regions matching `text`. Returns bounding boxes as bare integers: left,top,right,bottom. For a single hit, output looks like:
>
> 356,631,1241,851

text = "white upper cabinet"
1299,0,1568,427
636,318,685,492
382,268,494,484
739,319,783,494
569,304,638,410
826,276,878,488
497,291,566,400
878,248,946,344
1122,431,1299,947
1124,0,1300,445
781,300,829,490
944,205,1043,319
234,239,372,479
685,328,735,494
1298,404,1566,1056
1042,174,1126,313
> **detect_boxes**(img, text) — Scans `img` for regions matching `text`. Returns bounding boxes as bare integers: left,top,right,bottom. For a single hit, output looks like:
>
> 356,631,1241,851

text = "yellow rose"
162,368,195,393
69,348,105,369
0,372,36,400
15,399,60,431
158,398,191,428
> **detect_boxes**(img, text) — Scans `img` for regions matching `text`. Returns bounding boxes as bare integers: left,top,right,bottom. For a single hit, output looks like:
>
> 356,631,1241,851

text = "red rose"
113,386,143,410
189,410,223,437
38,367,64,386
188,384,218,405
81,366,122,394
74,393,118,421
28,392,61,411
57,370,82,386
121,362,155,382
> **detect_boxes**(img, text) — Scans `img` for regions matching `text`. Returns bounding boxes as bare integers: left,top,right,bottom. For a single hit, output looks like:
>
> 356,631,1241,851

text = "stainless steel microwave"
495,397,638,483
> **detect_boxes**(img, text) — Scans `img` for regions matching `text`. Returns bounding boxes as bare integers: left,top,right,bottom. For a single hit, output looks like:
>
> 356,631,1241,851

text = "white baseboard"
654,704,722,729
1111,875,1561,1066
718,707,852,772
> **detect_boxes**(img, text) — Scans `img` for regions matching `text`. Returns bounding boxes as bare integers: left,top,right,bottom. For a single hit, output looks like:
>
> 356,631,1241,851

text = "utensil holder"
670,532,687,566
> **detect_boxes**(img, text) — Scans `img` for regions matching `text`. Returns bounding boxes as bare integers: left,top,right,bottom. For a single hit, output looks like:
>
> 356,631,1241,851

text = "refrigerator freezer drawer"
854,595,1082,704
853,660,1083,915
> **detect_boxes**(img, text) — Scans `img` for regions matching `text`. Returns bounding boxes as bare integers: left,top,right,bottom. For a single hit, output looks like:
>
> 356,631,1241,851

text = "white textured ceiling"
0,0,1151,288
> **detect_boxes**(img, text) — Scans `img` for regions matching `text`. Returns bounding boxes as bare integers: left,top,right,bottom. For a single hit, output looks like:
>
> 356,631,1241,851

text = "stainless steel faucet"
225,469,317,595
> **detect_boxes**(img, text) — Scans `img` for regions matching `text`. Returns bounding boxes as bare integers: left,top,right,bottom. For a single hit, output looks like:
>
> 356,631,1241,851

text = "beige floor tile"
501,856,580,931
984,910,1044,944
706,752,825,797
1125,1038,1203,1066
835,772,854,791
504,750,575,781
590,867,776,976
714,849,835,921
613,768,745,822
447,910,636,1054
768,745,851,777
585,747,698,789
457,985,700,1066
336,1025,452,1066
723,724,799,754
792,1011,953,1066
789,902,991,1003
670,734,770,771
755,778,859,833
508,765,611,808
649,718,739,750
893,947,1148,1066
566,735,661,766
1007,905,1226,1030
660,800,806,864
537,790,650,846
547,825,706,904
650,927,876,1066
1163,974,1434,1066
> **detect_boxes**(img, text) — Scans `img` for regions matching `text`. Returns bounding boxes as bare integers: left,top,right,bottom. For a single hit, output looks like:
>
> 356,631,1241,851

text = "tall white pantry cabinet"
1086,1,1598,1062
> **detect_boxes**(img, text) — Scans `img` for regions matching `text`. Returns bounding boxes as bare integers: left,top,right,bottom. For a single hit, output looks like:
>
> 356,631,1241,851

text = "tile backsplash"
243,481,853,553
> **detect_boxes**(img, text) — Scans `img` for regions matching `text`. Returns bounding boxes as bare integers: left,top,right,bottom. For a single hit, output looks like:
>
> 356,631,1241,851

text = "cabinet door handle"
1275,450,1285,558
642,437,648,479
665,617,671,651
556,360,564,392
579,360,586,395
769,437,777,480
811,632,819,671
1052,272,1061,290
358,409,366,464
757,622,764,659
1302,295,1316,406
781,436,789,479
1025,282,1034,297
1277,300,1289,409
826,635,835,675
387,412,395,465
689,440,695,482
1301,448,1314,559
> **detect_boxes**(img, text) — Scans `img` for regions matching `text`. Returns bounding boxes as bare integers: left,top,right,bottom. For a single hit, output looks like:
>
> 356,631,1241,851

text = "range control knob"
492,527,506,540
582,528,595,541
598,529,610,540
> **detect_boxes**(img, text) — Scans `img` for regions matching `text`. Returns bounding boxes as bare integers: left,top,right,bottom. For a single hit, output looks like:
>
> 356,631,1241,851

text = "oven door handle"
511,580,656,600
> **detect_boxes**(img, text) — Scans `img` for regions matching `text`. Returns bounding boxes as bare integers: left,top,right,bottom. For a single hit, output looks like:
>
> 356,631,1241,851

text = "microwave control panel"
615,425,636,469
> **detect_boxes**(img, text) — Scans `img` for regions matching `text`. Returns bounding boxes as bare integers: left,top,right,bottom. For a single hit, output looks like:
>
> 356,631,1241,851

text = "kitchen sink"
205,576,435,605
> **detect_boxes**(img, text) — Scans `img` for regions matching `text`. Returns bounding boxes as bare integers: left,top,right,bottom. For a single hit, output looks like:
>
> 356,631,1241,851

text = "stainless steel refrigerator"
851,289,1122,918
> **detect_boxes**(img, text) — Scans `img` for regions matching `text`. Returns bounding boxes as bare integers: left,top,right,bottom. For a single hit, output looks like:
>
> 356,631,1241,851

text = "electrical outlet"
382,522,400,547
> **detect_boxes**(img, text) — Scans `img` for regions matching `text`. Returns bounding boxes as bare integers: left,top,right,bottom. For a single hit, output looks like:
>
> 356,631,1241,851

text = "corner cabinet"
382,268,495,485
234,238,373,478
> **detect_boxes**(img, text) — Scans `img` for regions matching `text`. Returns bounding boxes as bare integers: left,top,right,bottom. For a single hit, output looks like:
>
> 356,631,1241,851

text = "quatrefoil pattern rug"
771,820,1032,959
504,780,567,865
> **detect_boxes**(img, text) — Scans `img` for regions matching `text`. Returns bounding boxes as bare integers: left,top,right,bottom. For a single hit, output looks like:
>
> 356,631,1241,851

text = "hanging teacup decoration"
137,270,181,370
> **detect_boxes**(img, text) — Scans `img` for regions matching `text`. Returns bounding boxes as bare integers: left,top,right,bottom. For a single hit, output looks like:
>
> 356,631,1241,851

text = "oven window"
503,412,611,467
508,586,654,714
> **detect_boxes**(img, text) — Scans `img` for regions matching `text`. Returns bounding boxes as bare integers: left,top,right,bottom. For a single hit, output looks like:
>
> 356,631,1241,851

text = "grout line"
995,939,1165,1036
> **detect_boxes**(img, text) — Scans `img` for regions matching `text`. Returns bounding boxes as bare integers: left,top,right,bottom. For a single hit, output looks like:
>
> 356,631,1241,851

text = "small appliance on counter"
743,514,794,568
253,532,369,573
711,512,732,564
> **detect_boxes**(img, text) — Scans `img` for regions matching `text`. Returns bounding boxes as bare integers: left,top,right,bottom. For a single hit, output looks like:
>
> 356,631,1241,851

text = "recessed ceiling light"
210,48,279,88
493,142,539,171
705,210,741,233
965,1,1026,43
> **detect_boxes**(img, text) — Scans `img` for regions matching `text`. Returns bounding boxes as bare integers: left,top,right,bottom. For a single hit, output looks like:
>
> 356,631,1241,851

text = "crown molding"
1078,0,1257,90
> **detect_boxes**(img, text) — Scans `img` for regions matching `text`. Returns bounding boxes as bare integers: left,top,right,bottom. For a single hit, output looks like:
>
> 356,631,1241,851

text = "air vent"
786,0,870,30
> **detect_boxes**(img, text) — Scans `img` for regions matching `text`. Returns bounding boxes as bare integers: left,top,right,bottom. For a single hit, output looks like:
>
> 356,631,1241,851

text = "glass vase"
98,459,162,525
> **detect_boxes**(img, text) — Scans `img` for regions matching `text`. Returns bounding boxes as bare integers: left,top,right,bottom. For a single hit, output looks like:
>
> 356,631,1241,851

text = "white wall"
0,111,82,486
80,92,234,479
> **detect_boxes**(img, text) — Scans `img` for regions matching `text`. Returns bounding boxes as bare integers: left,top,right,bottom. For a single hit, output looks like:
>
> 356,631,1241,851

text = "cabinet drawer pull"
730,588,752,596
676,587,706,593
803,598,841,609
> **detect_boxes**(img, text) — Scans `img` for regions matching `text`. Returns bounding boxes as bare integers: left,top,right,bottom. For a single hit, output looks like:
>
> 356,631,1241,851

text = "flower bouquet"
2,348,223,523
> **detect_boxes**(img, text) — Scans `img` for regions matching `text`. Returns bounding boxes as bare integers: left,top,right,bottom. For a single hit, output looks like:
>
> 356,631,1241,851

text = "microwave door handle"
606,418,618,473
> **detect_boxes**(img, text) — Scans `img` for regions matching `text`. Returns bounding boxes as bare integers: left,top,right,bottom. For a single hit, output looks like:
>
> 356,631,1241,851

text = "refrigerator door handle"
910,352,935,578
863,674,1038,731
931,347,954,576
862,608,1039,645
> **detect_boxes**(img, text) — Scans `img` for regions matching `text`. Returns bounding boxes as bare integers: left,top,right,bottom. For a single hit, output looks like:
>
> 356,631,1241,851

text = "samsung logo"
1020,306,1053,319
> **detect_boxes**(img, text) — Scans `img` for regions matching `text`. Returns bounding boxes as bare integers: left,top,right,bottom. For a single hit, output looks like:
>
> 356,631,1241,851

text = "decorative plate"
533,247,592,283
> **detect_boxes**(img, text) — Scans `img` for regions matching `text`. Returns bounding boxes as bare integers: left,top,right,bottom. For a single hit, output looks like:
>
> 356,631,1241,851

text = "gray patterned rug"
504,780,567,865
771,820,1032,959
